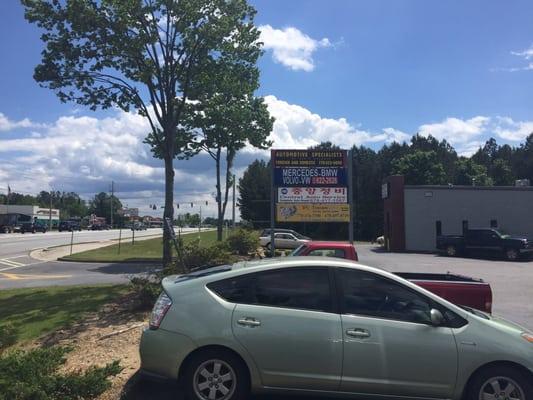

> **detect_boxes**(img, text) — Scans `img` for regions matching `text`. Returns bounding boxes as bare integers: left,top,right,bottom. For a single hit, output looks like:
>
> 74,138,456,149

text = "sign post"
270,149,352,250
270,151,276,257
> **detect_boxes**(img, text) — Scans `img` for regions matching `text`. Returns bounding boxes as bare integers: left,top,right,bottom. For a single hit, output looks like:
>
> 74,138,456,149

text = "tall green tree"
36,191,88,219
22,0,260,266
182,37,273,240
238,159,270,227
88,192,122,225
453,158,493,186
490,159,515,186
391,150,447,185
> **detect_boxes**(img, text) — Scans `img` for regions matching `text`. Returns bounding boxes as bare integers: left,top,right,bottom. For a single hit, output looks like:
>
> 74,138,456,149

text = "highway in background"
0,228,167,259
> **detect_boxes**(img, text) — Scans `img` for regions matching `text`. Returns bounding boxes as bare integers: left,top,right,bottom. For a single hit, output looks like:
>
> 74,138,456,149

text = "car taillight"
149,292,172,330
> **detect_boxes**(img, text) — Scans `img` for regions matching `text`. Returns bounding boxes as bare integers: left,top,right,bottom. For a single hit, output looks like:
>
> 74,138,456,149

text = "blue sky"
1,1,533,216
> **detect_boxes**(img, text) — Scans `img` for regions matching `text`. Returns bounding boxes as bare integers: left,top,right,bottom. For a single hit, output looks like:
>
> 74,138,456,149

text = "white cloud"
511,45,533,60
493,116,533,141
495,45,533,72
0,109,218,216
258,25,331,71
245,95,409,153
418,116,490,144
0,113,36,131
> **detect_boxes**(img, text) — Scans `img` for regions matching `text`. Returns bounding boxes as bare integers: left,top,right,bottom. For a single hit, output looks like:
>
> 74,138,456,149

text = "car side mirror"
430,309,444,326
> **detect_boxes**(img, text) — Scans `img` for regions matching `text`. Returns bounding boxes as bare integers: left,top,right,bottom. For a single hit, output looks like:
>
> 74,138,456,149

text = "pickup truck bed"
395,272,492,313
291,241,493,313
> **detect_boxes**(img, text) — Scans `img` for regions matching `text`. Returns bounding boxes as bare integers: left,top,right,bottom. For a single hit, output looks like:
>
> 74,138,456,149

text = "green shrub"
182,240,234,270
0,324,17,353
129,240,235,309
226,229,260,255
129,276,161,310
0,346,121,400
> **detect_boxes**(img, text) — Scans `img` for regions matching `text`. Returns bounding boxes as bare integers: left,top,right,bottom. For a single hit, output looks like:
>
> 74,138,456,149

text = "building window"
436,221,442,237
490,219,498,228
462,220,469,233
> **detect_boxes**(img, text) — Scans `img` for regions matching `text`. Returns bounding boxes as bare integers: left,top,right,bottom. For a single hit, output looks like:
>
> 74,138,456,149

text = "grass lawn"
0,284,128,344
62,229,219,262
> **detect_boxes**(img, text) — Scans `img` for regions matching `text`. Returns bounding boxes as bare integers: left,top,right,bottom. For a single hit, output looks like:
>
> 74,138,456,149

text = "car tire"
505,248,519,261
467,365,532,400
446,245,457,257
184,350,249,400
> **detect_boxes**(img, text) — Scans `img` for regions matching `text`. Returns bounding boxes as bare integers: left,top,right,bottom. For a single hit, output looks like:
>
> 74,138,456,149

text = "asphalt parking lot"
356,243,533,330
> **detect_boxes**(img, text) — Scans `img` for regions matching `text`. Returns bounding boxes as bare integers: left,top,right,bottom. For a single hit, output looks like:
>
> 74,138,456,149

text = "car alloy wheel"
193,359,236,400
506,249,518,261
478,376,525,400
446,245,457,256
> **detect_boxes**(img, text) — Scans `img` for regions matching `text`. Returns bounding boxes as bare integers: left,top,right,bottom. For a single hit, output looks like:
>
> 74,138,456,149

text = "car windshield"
291,232,306,239
174,265,232,283
289,245,307,256
492,229,510,239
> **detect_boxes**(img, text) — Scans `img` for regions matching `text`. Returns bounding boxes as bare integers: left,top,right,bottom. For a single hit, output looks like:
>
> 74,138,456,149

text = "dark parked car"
58,221,82,232
437,228,533,261
20,221,48,234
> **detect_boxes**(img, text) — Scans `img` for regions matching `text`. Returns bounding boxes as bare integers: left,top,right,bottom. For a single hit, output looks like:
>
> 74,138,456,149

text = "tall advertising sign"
270,149,353,254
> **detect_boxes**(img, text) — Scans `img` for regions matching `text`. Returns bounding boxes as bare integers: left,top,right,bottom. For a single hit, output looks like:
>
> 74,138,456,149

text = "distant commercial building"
0,204,60,226
143,215,163,228
119,207,139,218
383,175,533,252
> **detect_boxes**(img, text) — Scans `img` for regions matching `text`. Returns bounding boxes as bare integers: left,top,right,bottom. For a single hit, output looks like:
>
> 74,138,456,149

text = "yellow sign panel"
276,203,350,222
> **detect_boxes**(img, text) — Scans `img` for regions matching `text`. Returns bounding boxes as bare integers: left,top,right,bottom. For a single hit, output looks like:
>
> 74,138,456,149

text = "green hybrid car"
140,257,533,400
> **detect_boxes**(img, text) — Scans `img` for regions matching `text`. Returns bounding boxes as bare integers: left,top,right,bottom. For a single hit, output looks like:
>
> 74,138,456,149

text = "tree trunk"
215,148,223,241
163,153,175,268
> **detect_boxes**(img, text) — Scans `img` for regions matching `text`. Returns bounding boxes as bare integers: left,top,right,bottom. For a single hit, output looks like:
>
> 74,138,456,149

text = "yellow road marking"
0,272,21,280
0,272,71,280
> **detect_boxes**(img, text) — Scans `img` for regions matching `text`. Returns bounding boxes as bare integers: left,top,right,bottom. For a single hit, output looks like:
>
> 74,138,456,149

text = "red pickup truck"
291,241,493,313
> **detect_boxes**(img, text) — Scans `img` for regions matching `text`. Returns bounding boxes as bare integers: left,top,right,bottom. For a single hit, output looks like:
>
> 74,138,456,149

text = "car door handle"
237,317,261,327
346,328,371,339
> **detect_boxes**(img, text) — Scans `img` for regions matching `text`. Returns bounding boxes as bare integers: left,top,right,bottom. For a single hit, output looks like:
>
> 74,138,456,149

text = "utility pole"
232,174,236,229
6,183,10,214
110,181,114,229
49,190,53,230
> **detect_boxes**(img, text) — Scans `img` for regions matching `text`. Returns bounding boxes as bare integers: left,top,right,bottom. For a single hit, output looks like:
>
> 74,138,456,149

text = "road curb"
30,234,163,262
57,257,161,264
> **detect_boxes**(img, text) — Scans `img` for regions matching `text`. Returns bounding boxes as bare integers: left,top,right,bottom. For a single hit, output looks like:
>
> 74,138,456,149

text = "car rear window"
208,275,252,303
208,268,332,313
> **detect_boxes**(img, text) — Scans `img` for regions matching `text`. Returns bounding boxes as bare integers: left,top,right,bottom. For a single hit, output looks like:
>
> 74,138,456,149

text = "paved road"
0,227,203,290
0,228,166,259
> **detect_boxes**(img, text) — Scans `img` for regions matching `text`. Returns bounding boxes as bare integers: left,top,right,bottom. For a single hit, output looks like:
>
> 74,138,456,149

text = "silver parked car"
259,231,310,250
140,258,533,400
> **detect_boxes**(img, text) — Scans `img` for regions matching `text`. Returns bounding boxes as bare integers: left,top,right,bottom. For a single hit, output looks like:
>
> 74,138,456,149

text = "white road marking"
0,259,24,268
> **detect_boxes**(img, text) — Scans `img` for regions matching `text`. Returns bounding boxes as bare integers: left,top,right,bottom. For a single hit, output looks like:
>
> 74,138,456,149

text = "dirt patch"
35,292,150,400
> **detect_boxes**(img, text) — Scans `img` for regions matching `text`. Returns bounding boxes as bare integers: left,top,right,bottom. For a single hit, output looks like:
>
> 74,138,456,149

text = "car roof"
231,256,366,273
302,241,354,248
162,257,471,319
